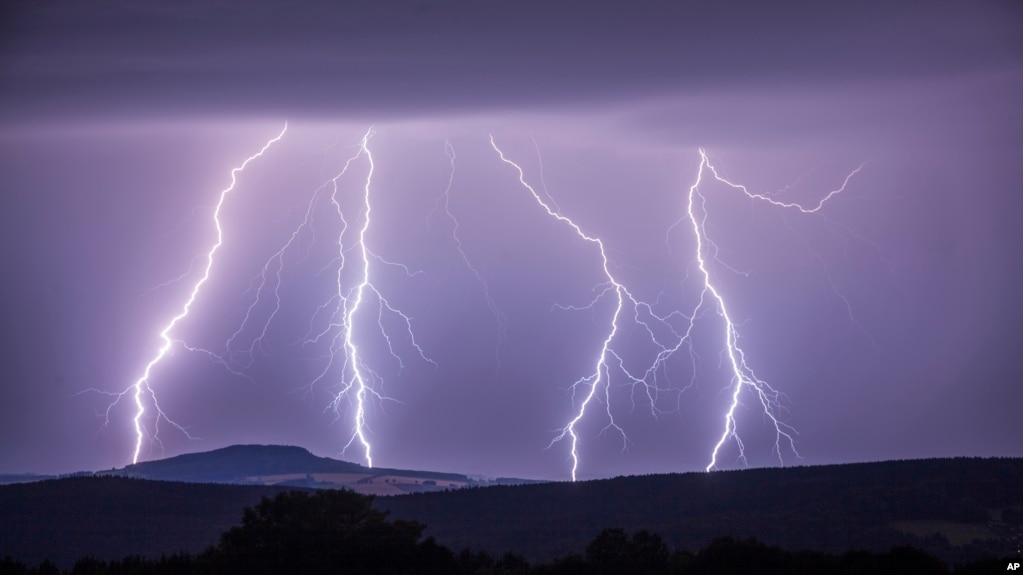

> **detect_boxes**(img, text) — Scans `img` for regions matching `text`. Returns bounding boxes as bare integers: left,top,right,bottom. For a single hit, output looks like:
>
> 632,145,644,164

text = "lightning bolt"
679,149,864,472
268,128,430,468
109,124,288,464
491,135,696,481
494,136,863,479
97,122,864,478
213,128,437,468
333,129,380,466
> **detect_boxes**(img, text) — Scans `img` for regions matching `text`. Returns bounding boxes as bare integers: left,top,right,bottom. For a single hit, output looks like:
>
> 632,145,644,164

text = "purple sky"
1,1,1021,481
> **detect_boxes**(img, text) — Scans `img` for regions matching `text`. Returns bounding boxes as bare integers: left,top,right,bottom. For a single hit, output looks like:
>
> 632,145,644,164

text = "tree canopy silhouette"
584,528,670,574
213,489,431,575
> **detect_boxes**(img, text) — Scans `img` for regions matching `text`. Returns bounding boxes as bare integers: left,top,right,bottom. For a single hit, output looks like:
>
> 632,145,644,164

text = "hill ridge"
94,443,533,494
1,457,1020,568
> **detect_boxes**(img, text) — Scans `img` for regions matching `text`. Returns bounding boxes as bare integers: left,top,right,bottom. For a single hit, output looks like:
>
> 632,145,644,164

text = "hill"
0,477,297,568
100,444,496,495
1,457,1019,568
376,457,1023,564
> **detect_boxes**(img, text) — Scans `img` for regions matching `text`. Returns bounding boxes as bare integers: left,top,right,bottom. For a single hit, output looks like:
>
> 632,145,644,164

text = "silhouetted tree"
689,537,792,575
212,489,426,575
585,528,669,574
879,545,949,574
69,557,105,575
455,548,496,574
494,551,530,575
0,556,29,575
31,560,58,575
533,553,587,575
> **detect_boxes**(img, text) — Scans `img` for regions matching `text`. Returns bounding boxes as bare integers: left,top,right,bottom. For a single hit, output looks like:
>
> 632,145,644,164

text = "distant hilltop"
94,444,542,495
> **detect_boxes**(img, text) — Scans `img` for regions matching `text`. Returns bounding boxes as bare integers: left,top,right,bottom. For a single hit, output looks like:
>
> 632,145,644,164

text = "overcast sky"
1,0,1021,480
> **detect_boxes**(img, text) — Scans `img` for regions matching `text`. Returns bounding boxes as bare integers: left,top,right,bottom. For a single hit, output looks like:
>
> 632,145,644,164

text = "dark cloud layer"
3,1,1020,122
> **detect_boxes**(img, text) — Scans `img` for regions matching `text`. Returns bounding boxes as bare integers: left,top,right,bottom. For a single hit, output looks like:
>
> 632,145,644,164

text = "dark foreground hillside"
0,458,1019,568
378,457,1023,564
3,488,1001,575
0,477,301,567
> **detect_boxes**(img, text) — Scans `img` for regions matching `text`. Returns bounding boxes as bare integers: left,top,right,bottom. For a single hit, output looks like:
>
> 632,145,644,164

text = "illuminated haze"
1,0,1021,480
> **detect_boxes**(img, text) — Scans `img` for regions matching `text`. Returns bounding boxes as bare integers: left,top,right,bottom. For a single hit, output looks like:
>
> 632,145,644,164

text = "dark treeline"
3,458,1021,569
0,489,1014,575
0,476,304,567
379,456,1023,563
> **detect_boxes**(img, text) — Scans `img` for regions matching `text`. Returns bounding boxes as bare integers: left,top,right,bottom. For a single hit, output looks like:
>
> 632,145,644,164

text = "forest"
0,488,1013,574
2,457,1020,572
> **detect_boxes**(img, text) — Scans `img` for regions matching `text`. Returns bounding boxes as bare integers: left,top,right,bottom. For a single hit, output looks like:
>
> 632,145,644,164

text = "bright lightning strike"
680,149,864,472
211,128,434,468
494,136,863,479
97,124,863,478
302,128,434,468
204,128,438,468
336,128,381,467
491,135,692,481
491,136,620,482
110,124,287,464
